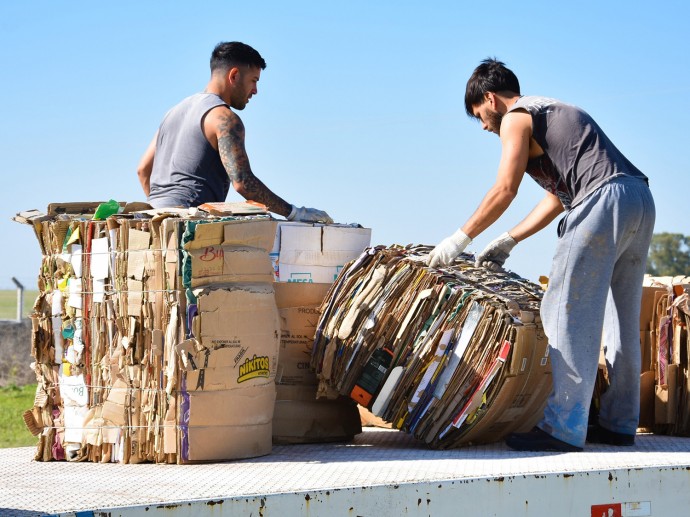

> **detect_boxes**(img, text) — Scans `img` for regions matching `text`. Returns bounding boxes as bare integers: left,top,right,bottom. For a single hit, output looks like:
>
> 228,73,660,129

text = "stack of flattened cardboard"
311,245,552,448
14,203,373,463
634,275,690,434
270,222,371,443
177,218,280,461
14,203,287,463
18,203,181,463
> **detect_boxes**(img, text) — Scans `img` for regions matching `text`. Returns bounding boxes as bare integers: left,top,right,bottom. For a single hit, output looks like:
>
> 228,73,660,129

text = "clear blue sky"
1,1,688,289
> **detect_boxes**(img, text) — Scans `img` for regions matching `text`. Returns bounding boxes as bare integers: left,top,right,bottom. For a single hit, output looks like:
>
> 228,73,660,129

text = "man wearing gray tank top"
427,58,655,451
137,41,332,224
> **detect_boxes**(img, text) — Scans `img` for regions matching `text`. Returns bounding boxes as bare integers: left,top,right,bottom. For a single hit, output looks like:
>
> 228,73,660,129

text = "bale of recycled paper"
13,203,283,464
311,245,552,449
177,282,281,462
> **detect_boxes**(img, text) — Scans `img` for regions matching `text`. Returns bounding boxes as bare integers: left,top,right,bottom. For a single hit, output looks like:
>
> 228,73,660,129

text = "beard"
487,109,503,135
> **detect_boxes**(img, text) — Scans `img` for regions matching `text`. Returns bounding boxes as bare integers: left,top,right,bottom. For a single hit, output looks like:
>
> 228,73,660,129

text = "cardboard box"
274,283,331,386
274,223,371,283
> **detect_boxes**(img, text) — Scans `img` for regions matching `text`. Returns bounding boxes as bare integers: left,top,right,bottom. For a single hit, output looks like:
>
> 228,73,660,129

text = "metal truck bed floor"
2,428,690,516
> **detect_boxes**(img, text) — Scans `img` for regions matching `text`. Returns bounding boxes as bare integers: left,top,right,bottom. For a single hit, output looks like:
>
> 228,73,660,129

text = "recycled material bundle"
14,201,370,464
311,245,552,448
635,276,690,434
12,204,275,463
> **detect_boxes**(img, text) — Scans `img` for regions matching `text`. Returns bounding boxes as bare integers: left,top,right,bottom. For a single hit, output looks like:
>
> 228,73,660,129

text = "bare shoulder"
203,105,244,147
500,110,532,142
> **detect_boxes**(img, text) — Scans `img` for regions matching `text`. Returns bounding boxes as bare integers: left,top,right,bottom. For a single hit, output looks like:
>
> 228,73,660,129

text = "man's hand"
474,232,517,271
427,229,472,268
288,205,334,224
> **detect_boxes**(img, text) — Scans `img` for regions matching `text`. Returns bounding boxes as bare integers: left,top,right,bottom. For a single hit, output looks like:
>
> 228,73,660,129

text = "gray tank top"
148,93,230,208
508,96,647,209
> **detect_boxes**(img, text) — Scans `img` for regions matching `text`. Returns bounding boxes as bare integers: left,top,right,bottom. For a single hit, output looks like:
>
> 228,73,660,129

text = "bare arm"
137,132,157,198
206,106,292,217
461,111,532,239
509,192,564,242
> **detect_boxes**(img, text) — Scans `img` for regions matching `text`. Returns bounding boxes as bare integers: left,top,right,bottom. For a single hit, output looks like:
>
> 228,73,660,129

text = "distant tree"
646,232,690,276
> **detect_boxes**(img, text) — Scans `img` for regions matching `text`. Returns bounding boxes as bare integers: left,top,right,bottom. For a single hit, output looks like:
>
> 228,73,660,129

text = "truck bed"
2,428,689,516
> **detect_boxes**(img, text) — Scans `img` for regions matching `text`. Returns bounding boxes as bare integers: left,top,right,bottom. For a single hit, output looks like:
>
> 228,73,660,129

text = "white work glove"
474,232,517,271
287,205,334,224
427,229,472,268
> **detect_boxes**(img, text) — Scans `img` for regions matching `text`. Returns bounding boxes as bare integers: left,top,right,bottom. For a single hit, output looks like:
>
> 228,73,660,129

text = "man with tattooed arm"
137,41,332,224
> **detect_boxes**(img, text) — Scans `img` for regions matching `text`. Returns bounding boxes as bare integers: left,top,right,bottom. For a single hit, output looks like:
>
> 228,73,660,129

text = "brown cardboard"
273,283,331,386
655,363,678,425
184,422,272,462
638,370,656,429
192,285,280,371
640,286,667,331
274,282,332,309
185,366,275,392
460,323,552,444
181,219,277,251
186,385,276,426
189,245,274,286
180,283,280,462
223,220,277,251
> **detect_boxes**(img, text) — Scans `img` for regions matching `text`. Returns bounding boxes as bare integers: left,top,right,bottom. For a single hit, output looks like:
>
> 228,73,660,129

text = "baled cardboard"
180,283,280,462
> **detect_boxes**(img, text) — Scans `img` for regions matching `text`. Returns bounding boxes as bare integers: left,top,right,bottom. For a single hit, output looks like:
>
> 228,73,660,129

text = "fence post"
11,277,24,321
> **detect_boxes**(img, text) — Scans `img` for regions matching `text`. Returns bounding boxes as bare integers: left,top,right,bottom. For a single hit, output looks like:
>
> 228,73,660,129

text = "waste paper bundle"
14,201,368,463
633,275,690,434
311,245,553,448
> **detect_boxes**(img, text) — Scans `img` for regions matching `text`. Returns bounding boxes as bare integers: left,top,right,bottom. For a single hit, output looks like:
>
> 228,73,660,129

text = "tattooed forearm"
217,111,292,216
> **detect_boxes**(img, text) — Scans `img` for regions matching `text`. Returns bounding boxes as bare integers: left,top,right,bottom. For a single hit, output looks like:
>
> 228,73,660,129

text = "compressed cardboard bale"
311,245,550,448
13,204,282,463
179,283,280,462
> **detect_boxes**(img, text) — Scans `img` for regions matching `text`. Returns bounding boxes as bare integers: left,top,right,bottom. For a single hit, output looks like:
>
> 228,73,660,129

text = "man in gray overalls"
428,58,655,451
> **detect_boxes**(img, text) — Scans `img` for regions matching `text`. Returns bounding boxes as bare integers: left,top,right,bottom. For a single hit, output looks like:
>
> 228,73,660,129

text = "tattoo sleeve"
217,111,292,217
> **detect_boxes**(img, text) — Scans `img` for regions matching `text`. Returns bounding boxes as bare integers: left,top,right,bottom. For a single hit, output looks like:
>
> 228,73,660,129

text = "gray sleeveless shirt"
508,96,647,209
148,93,230,208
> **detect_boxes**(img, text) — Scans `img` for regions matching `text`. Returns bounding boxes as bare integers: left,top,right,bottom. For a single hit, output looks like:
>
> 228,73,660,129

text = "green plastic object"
92,199,121,220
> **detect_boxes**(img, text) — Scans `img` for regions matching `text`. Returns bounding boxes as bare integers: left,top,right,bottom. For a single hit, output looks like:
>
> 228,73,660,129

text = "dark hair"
464,58,520,117
210,41,267,73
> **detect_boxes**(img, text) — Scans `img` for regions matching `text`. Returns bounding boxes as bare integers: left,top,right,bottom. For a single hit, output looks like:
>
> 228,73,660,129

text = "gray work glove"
427,229,472,268
474,232,517,271
287,205,334,224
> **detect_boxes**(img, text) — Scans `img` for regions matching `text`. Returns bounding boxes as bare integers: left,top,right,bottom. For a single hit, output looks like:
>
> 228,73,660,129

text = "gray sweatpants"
538,176,656,447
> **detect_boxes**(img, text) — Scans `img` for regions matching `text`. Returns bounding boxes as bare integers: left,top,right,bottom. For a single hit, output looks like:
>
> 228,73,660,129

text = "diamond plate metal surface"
2,429,690,514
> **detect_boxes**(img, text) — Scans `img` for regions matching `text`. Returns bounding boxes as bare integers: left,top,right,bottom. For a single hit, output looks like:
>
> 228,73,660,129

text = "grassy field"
0,289,39,320
0,384,38,448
